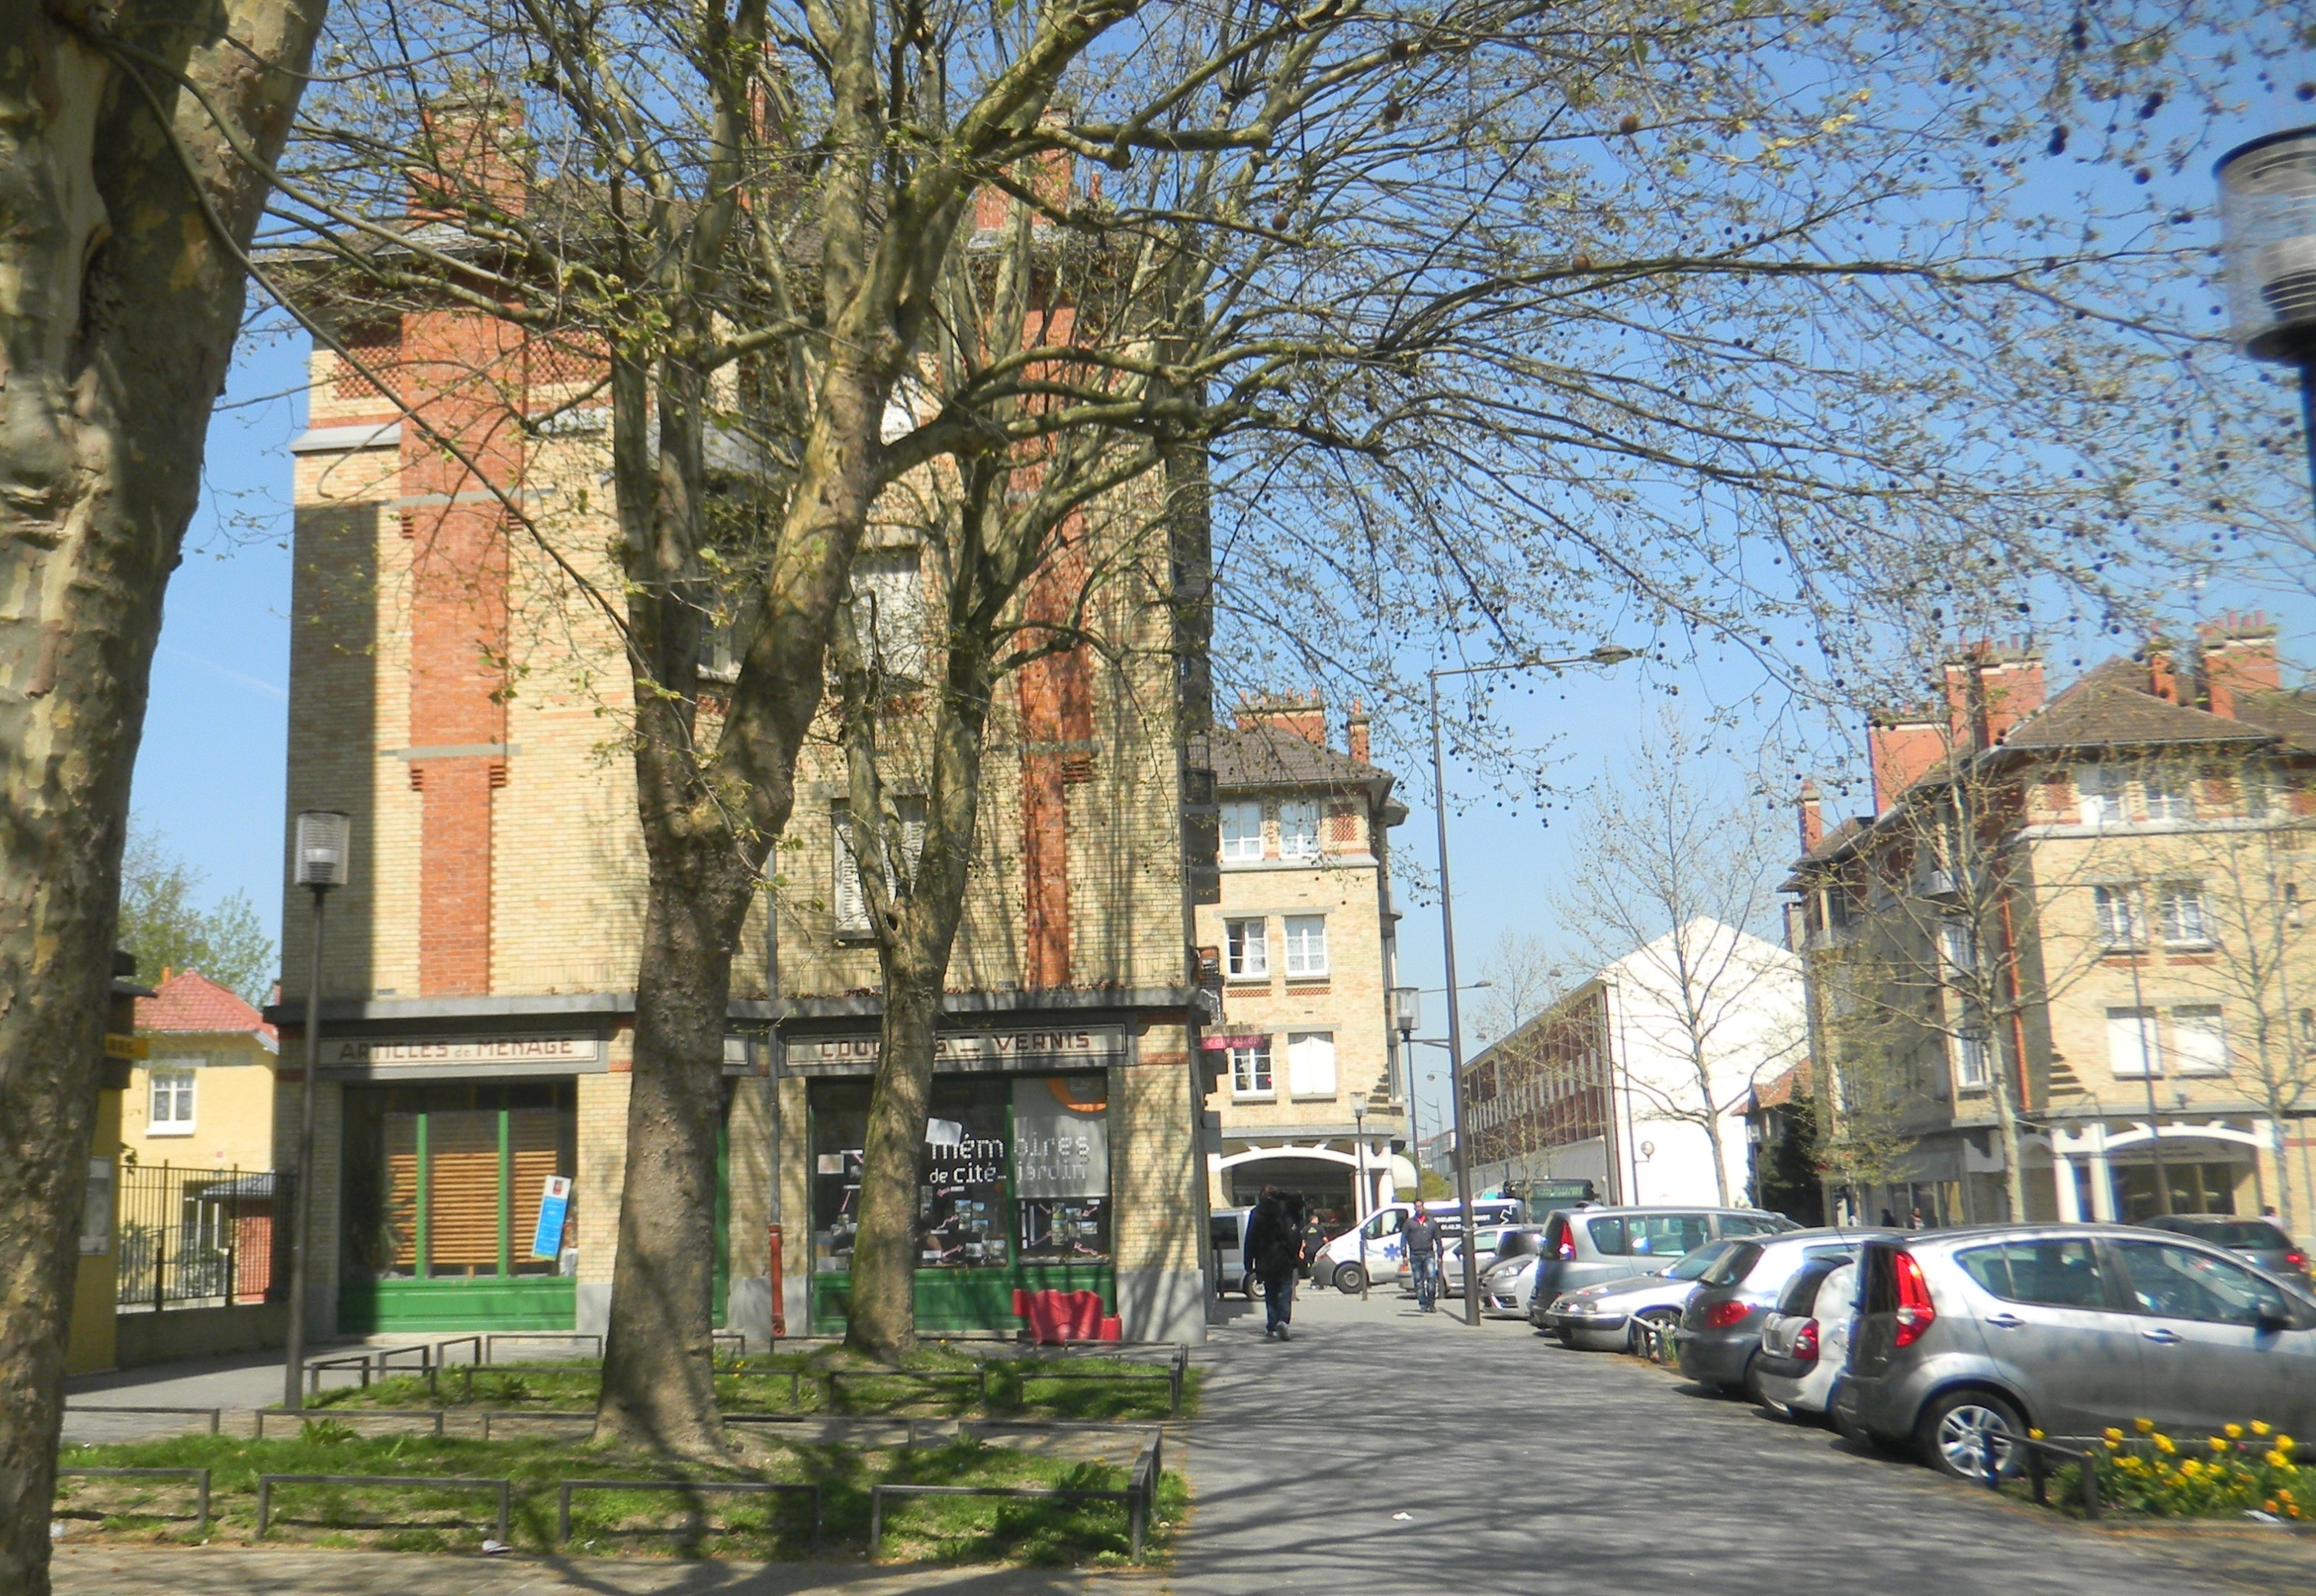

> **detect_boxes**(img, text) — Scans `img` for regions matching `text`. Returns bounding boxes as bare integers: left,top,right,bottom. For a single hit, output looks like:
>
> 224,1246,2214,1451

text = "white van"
1312,1198,1523,1293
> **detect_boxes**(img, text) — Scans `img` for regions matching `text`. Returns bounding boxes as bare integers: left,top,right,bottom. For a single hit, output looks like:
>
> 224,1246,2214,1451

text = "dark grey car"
2140,1214,2310,1288
1672,1227,1896,1399
1841,1224,2316,1481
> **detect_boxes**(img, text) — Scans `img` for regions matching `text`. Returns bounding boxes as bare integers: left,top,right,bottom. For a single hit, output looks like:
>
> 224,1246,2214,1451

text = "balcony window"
1285,1031,1338,1098
1224,917,1269,979
2107,1007,2159,1079
1220,801,1264,863
1282,915,1329,978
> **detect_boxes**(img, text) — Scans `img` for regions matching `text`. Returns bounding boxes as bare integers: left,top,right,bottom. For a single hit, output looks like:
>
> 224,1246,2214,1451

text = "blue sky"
137,73,2316,1144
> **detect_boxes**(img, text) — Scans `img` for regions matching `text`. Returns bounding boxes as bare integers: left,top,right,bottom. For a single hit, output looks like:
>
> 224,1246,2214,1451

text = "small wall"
115,1302,289,1368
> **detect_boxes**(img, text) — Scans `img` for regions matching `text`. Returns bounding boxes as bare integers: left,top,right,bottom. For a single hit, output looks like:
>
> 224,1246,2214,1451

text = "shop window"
1278,800,1321,859
1224,917,1268,979
808,1073,1113,1280
1283,915,1329,978
1220,801,1264,862
149,1064,197,1134
1286,1031,1337,1099
340,1082,578,1282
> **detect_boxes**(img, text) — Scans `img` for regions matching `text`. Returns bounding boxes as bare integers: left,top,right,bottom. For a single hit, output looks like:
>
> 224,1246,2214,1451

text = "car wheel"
1241,1274,1263,1300
1334,1262,1366,1295
1627,1309,1679,1357
1919,1389,2025,1482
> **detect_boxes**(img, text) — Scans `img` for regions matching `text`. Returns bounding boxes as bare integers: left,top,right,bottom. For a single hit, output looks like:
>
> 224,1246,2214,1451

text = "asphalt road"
1173,1285,2316,1595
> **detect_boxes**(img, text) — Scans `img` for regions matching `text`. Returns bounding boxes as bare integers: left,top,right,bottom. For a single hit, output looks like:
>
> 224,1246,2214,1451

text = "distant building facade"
1790,624,2316,1232
1194,699,1409,1224
1462,920,1805,1207
127,970,279,1173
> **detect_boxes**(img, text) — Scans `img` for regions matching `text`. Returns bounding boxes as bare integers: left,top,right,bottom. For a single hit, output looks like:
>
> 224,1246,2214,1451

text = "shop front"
787,1027,1121,1336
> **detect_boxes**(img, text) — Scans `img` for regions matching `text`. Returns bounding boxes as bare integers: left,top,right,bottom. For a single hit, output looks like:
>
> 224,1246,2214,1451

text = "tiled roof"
2000,659,2269,753
2228,689,2316,753
1750,1057,1812,1112
1204,724,1394,795
136,970,276,1044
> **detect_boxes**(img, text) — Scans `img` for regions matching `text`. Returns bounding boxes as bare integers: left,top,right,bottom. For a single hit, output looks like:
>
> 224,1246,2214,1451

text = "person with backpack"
1244,1187,1309,1340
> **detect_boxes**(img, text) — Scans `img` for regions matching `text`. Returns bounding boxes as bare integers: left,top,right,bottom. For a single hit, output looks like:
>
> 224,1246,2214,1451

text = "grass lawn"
311,1346,1200,1423
55,1425,1187,1565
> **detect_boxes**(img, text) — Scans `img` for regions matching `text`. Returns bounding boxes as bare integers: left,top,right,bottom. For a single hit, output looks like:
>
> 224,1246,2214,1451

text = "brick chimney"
1869,708,1947,813
1797,779,1823,854
1941,642,2046,750
1237,693,1327,747
1346,701,1371,764
411,91,529,220
2201,613,2281,719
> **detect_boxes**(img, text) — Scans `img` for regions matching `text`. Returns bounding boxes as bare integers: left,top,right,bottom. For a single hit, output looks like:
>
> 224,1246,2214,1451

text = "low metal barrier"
1629,1319,1676,1366
256,1407,446,1439
476,1409,597,1441
997,1347,1187,1415
62,1404,221,1435
867,1429,1163,1562
56,1466,212,1533
555,1478,822,1550
486,1332,602,1363
827,1367,989,1408
1988,1434,2101,1519
255,1473,511,1543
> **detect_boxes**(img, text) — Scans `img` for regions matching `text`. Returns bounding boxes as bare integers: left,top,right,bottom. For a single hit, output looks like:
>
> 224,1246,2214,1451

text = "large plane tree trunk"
0,4,322,1589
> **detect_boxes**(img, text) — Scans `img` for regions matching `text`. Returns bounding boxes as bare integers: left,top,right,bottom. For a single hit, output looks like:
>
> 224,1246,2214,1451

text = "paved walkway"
52,1289,2316,1592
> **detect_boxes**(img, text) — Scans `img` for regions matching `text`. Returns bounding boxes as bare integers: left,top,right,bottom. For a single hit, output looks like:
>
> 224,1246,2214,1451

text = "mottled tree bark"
0,1,322,1588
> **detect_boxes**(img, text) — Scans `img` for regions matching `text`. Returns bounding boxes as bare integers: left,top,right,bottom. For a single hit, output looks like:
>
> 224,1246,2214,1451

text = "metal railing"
115,1165,292,1312
1985,1433,2102,1518
867,1428,1163,1562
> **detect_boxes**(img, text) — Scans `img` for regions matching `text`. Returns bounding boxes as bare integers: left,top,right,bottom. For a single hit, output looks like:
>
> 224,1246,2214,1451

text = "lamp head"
1588,644,1639,666
294,810,351,890
2216,126,2316,362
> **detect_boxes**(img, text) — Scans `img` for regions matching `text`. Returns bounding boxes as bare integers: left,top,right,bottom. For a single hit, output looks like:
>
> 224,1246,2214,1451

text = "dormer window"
1278,800,1320,860
1220,801,1264,862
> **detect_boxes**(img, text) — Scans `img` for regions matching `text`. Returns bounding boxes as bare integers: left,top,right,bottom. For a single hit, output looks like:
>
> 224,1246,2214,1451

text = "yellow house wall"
123,1034,279,1172
65,1084,123,1375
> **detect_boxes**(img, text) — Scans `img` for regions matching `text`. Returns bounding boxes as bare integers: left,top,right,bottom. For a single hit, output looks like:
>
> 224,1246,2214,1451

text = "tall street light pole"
1431,646,1635,1325
284,811,351,1411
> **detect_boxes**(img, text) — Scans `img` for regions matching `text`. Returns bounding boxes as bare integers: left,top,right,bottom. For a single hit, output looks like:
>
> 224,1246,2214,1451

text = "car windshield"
1495,1229,1542,1261
1666,1240,1740,1281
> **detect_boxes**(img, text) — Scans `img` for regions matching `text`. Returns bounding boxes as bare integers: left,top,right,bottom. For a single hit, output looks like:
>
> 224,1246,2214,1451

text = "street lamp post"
2217,126,2316,527
1352,1101,1370,1301
284,810,351,1411
1431,645,1635,1325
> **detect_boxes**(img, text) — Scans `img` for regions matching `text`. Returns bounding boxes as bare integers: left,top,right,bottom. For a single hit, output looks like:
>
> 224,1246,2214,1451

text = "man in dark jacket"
1405,1208,1444,1311
1244,1188,1307,1340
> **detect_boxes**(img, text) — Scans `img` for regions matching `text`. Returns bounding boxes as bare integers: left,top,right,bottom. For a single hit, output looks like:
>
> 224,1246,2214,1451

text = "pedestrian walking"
1245,1187,1308,1340
1300,1208,1327,1278
1406,1206,1444,1311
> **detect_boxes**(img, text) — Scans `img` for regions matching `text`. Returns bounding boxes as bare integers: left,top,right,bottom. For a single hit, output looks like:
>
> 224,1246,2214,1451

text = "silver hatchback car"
1841,1224,2316,1480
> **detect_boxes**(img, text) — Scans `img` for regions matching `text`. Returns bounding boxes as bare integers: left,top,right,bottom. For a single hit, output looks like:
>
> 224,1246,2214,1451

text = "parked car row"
1514,1205,2316,1485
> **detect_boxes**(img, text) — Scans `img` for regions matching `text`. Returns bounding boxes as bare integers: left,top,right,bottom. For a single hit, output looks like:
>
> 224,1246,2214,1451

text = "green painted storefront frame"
339,1089,735,1335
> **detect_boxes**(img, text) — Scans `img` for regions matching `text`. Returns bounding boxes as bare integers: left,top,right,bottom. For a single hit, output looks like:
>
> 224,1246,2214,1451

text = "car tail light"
2288,1249,2308,1272
1893,1250,1936,1348
1703,1299,1751,1330
1556,1232,1576,1261
1791,1319,1821,1364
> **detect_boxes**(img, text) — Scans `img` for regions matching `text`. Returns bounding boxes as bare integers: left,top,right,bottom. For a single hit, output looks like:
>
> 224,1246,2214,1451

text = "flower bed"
2045,1417,2309,1521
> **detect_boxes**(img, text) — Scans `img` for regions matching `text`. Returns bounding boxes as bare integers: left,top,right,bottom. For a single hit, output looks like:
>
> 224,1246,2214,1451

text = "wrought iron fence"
116,1164,292,1311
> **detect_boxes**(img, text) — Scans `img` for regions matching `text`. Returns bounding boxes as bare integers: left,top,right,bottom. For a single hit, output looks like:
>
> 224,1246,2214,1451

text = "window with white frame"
2107,1007,2160,1078
149,1064,197,1134
2172,1005,2230,1076
851,547,930,680
1951,1031,1990,1092
1229,1038,1274,1097
2141,765,2194,823
1939,920,1977,975
2155,883,2211,949
832,798,925,936
2093,885,2146,950
1277,799,1321,860
1282,914,1329,978
2076,764,2122,826
1220,801,1264,862
1285,1031,1338,1098
1224,917,1269,979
